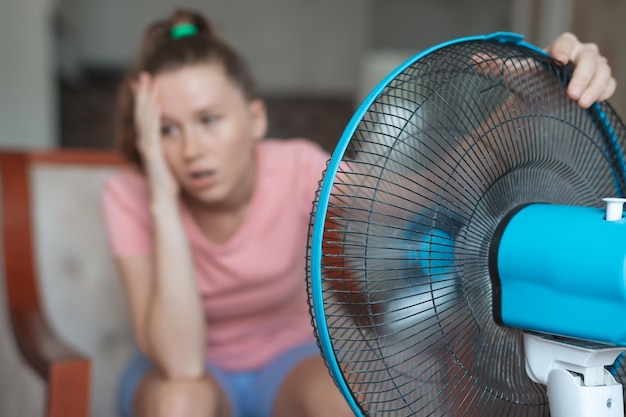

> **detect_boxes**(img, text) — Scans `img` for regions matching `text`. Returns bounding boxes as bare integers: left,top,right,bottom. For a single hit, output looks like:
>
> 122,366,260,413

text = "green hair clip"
170,23,198,39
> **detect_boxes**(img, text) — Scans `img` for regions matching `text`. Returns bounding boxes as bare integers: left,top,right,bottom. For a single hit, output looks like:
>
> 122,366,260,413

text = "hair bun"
171,9,217,40
170,22,198,39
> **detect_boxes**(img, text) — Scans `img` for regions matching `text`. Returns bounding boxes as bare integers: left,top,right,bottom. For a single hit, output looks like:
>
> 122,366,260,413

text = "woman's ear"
249,99,268,141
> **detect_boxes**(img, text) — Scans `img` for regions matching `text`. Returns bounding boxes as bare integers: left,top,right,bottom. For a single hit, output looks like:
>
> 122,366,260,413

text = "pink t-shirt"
101,138,329,371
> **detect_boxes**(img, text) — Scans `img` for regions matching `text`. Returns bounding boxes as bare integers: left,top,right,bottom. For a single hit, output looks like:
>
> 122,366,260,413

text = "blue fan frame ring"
309,31,626,416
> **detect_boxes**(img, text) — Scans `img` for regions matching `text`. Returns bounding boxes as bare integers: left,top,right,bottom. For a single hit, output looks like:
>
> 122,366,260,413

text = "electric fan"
306,32,626,417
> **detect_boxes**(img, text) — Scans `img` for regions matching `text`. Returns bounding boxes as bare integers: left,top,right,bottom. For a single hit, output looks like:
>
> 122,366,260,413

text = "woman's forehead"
155,63,244,111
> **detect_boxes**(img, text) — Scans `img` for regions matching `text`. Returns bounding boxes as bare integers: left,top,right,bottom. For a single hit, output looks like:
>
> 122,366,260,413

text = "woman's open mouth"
189,169,218,189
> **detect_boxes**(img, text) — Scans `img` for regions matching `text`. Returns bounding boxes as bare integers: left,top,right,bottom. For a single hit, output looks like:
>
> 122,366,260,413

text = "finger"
598,77,617,102
135,74,158,113
133,75,149,112
150,80,162,111
134,72,152,98
133,75,162,151
566,46,599,101
545,32,579,65
567,43,603,104
138,71,151,85
576,58,612,108
579,76,617,108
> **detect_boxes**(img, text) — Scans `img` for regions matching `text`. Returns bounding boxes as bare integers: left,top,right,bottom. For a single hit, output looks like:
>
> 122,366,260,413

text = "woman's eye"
160,125,180,137
201,115,218,125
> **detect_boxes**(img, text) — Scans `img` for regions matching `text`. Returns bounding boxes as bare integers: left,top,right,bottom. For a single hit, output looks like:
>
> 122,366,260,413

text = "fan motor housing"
493,203,626,346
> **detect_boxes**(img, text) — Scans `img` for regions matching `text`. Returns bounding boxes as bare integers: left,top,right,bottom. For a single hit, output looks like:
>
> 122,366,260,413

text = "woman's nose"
182,129,206,159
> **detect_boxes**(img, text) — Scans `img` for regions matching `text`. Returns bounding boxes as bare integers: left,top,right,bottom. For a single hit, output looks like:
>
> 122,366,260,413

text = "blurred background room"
0,0,624,416
3,0,624,153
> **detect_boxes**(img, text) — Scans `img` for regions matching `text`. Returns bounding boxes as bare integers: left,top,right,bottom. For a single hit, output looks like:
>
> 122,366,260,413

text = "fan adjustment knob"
602,197,626,221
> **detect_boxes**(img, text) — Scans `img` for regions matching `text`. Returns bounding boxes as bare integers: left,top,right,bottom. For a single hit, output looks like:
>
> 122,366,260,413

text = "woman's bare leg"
273,355,354,417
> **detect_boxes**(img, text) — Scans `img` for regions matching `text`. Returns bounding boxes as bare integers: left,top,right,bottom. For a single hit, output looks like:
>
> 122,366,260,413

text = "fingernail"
570,85,582,98
580,94,592,108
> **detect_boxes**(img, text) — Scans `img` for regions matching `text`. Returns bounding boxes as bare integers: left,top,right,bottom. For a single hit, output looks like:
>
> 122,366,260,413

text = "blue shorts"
117,341,321,417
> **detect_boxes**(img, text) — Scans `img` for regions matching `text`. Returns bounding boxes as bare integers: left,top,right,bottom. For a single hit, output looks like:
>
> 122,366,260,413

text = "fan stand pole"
524,333,625,417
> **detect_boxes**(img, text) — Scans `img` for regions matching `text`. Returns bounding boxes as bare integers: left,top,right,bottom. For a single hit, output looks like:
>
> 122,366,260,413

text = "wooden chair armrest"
11,307,91,417
0,151,118,416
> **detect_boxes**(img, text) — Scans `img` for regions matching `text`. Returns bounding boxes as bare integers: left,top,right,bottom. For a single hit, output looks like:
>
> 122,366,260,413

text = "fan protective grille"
306,38,626,417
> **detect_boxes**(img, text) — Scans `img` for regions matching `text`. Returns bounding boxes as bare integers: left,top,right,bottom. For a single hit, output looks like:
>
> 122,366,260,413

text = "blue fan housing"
495,203,626,346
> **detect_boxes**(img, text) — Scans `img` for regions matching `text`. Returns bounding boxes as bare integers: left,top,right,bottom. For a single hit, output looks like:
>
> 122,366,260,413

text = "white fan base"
524,333,624,417
548,368,623,417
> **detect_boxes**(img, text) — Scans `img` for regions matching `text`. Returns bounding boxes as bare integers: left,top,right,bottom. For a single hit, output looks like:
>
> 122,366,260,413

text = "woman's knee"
308,388,353,417
274,356,353,417
136,373,228,417
151,387,196,417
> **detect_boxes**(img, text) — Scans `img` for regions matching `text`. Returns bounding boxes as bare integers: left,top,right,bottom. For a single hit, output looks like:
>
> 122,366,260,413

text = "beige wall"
571,0,626,116
370,0,510,50
0,0,56,149
57,0,372,96
1,0,623,150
